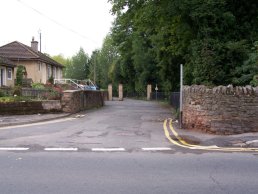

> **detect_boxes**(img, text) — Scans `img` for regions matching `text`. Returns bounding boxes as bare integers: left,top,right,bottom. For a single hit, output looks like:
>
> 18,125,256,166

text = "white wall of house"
13,61,63,84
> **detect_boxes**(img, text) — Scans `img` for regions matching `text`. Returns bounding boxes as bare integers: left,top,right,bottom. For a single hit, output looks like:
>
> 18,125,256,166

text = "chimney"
31,37,38,52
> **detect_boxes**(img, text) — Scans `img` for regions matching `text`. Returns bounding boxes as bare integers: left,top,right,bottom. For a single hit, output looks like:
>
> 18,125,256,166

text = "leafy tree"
106,0,258,92
16,65,26,86
65,48,90,80
52,54,68,66
89,35,119,89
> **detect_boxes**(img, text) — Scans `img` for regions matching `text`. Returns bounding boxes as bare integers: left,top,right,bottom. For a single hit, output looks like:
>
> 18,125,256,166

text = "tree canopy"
51,1,258,91
96,0,258,92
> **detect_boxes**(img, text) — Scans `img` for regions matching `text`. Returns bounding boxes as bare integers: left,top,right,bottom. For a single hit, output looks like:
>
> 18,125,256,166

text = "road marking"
165,119,258,152
142,147,172,151
0,118,77,130
44,148,78,151
163,119,190,149
0,147,29,151
92,148,126,152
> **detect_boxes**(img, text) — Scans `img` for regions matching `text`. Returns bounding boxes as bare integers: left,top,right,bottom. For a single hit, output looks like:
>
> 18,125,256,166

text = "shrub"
0,96,32,102
47,76,54,85
16,66,26,86
12,86,22,96
0,90,5,97
32,82,45,90
251,75,258,87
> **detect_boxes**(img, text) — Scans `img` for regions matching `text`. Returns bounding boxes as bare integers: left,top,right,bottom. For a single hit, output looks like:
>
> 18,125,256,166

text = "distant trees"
52,48,90,80
65,48,90,80
88,34,119,89
52,0,258,91
103,0,258,92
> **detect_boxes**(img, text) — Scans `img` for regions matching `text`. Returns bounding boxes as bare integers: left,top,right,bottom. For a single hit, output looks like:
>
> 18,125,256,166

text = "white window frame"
7,68,12,80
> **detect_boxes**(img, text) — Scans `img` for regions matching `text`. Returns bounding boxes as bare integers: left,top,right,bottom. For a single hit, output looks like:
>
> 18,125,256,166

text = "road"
0,99,257,194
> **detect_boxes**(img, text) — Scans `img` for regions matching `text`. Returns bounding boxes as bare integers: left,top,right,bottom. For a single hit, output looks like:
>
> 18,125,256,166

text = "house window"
7,68,12,80
0,68,5,86
47,65,51,78
38,62,42,71
53,67,56,78
60,69,63,79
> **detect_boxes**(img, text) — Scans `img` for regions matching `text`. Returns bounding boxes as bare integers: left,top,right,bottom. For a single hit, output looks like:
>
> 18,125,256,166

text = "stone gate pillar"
108,84,112,101
118,84,123,101
147,84,152,100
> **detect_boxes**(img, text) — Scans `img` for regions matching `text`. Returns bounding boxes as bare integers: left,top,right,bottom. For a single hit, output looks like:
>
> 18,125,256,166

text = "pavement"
1,107,258,149
170,119,258,148
0,113,72,127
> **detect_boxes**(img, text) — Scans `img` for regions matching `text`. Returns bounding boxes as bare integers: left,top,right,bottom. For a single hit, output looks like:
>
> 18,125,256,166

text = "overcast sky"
0,0,114,57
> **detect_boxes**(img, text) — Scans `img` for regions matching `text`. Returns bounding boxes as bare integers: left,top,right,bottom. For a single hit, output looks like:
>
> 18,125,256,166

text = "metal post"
38,29,42,52
94,58,96,85
155,84,158,101
179,64,183,129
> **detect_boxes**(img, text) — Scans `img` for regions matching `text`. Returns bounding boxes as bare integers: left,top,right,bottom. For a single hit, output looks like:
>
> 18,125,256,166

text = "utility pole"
94,57,96,85
179,64,183,129
38,29,42,52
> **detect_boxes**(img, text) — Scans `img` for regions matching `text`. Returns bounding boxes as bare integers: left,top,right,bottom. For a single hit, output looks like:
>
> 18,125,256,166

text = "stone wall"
183,85,258,135
101,91,108,101
61,90,104,113
0,100,61,115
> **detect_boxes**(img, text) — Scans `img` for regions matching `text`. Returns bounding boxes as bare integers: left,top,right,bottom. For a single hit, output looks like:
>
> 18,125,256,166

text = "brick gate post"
108,84,112,101
147,84,152,100
118,84,123,101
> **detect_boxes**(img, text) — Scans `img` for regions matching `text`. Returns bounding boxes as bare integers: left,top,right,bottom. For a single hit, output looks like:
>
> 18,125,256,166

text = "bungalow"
0,38,64,84
0,55,16,87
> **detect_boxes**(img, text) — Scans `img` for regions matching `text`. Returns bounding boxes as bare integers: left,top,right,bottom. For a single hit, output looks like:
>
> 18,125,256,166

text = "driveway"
0,99,173,151
1,99,258,194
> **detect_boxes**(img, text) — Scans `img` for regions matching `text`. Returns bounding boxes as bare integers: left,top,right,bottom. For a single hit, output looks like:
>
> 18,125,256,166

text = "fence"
125,91,146,99
150,92,180,109
23,88,62,100
0,87,12,96
0,87,61,100
21,88,50,99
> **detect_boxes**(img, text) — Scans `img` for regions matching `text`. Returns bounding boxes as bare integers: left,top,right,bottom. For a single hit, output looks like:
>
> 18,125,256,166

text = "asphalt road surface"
0,99,257,194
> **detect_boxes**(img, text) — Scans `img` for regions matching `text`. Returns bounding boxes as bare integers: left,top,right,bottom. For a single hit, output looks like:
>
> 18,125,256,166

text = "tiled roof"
0,41,64,67
0,55,16,68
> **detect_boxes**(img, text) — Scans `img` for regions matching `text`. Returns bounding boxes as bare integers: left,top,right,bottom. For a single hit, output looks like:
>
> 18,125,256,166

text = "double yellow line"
163,119,258,152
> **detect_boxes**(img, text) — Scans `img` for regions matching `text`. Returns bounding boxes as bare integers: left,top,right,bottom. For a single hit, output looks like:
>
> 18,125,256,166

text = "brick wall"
61,90,104,113
0,100,61,115
183,85,258,135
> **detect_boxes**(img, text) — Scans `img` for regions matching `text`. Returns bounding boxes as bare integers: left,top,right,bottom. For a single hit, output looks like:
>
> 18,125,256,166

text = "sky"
0,0,115,57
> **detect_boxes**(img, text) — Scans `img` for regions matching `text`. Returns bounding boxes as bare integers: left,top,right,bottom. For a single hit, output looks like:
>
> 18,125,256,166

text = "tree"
65,48,90,80
16,65,26,86
52,54,68,65
107,0,258,91
89,34,119,89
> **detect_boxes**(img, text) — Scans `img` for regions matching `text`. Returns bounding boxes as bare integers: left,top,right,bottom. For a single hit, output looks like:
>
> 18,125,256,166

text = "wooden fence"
0,87,61,99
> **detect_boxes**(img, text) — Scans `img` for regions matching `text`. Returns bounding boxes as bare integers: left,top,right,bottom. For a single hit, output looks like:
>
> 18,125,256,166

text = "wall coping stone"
184,85,258,96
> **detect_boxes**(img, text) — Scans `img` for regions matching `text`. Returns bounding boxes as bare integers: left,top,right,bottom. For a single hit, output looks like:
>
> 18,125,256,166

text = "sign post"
155,84,158,101
180,64,183,129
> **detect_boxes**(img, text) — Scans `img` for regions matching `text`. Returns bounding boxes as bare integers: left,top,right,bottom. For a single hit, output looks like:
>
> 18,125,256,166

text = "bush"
251,75,258,87
0,96,32,102
0,90,5,97
32,83,45,90
16,66,26,86
12,86,22,96
47,76,54,85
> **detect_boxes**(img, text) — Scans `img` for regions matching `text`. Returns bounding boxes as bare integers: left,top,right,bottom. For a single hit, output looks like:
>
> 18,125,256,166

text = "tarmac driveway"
0,99,173,151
